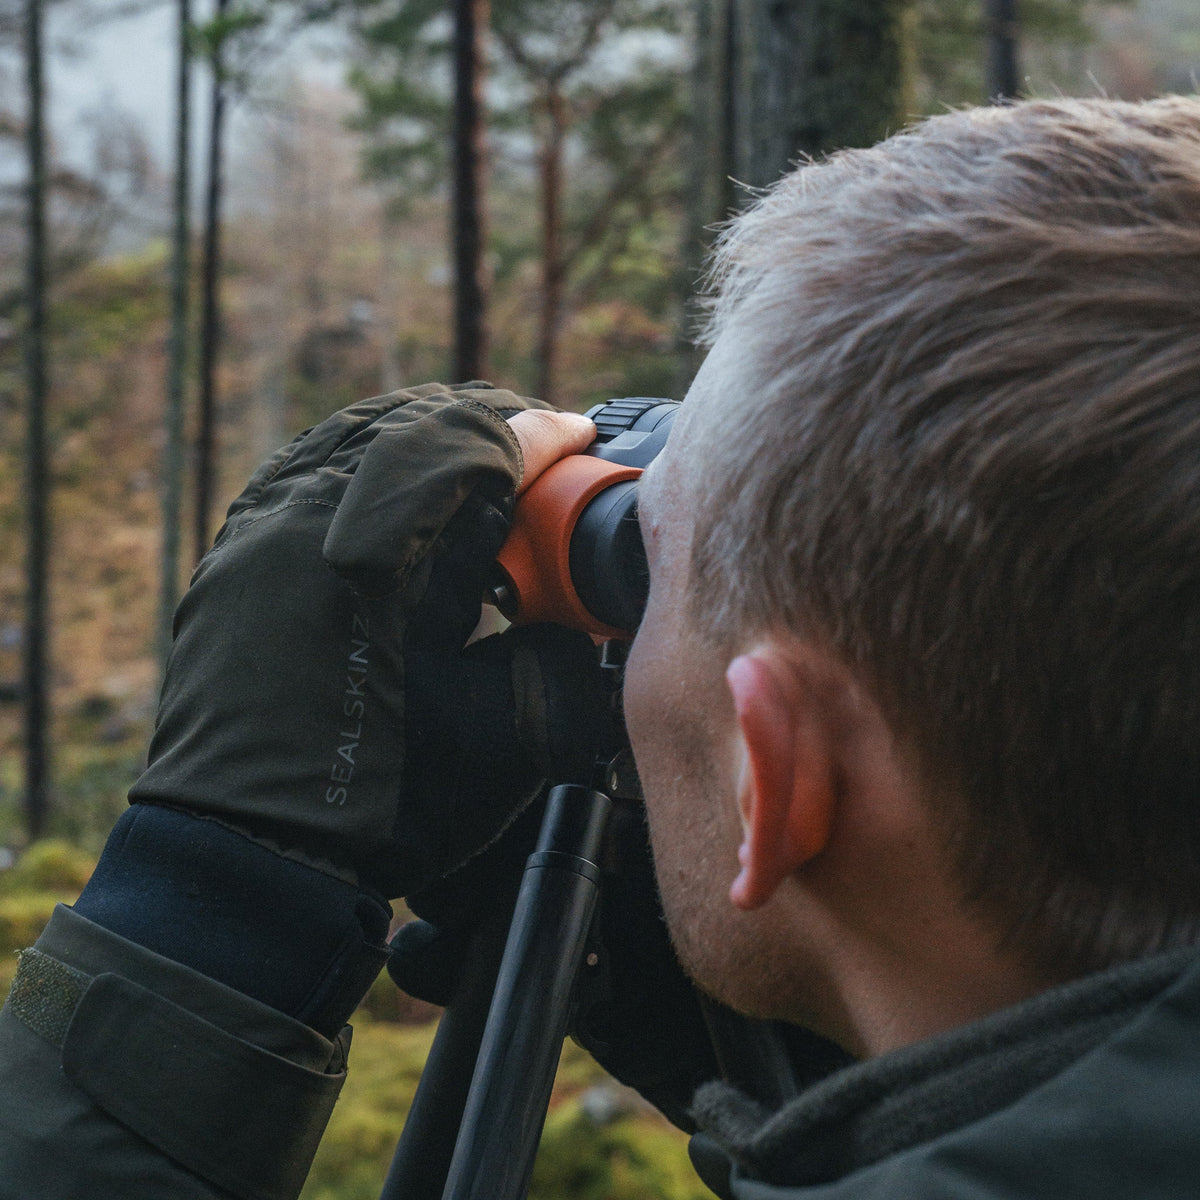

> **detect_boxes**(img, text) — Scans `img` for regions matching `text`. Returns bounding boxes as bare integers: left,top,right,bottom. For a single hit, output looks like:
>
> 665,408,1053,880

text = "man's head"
626,97,1200,1027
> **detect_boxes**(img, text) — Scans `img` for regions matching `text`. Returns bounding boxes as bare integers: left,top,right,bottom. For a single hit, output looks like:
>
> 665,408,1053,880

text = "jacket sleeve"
0,904,351,1200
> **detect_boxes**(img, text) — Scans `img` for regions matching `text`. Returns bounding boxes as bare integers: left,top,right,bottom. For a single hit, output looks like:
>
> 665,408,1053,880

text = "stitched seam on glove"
206,498,340,555
452,397,525,479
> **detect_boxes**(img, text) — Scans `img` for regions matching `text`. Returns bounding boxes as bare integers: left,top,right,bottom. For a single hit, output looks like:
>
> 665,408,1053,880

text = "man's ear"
726,649,835,910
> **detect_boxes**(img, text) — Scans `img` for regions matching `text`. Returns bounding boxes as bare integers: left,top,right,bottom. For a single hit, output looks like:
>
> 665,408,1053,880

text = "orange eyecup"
495,455,643,641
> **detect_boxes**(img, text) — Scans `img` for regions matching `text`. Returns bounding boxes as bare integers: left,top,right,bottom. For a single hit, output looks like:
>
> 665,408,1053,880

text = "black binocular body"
492,397,679,639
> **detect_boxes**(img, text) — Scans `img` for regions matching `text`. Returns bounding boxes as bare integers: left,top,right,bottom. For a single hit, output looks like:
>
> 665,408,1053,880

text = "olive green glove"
131,383,606,899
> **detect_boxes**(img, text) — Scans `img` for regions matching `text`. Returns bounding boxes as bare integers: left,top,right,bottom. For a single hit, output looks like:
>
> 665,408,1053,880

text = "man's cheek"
621,622,652,741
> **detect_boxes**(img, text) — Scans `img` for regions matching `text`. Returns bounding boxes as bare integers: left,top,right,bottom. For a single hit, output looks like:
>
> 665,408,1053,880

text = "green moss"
1,839,95,894
532,1099,712,1200
300,1019,708,1200
0,952,17,999
0,841,95,960
0,891,63,956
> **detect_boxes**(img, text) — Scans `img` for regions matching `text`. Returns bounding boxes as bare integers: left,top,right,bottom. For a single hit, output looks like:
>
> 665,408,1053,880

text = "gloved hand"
129,382,605,900
77,383,607,1038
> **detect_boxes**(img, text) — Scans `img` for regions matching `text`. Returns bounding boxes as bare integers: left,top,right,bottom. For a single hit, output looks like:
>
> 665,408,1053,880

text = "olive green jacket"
0,904,349,1200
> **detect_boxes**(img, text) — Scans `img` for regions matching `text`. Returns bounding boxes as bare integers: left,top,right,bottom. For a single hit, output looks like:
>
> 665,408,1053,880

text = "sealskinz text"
327,612,370,806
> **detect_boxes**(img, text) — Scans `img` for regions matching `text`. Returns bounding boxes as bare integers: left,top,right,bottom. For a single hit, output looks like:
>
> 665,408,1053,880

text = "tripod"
381,783,611,1200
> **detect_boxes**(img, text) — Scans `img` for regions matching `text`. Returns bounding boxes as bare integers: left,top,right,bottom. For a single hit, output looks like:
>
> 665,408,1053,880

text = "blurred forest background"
0,1,1197,1197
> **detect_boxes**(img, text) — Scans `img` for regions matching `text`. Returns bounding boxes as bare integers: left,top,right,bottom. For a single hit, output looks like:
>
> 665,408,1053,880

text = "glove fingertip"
387,919,464,1007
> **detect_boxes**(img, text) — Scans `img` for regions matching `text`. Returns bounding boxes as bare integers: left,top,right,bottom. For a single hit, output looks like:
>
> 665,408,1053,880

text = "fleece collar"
690,946,1196,1192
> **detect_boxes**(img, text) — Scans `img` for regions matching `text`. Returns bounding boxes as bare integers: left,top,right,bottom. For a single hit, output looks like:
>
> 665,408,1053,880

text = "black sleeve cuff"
74,805,390,1037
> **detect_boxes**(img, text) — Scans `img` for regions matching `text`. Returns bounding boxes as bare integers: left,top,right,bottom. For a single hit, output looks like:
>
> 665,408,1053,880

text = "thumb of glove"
388,919,470,1008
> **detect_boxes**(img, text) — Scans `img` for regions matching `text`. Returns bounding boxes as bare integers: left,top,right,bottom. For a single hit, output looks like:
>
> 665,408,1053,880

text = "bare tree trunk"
679,0,739,388
985,0,1020,100
731,0,911,186
159,0,191,669
716,0,739,213
535,86,565,404
680,0,910,387
452,0,489,383
194,0,228,564
22,0,49,842
260,114,293,458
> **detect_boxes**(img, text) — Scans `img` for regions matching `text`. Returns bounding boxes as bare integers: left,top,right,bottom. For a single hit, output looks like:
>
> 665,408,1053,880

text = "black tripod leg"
379,903,512,1200
380,784,610,1200
443,783,611,1200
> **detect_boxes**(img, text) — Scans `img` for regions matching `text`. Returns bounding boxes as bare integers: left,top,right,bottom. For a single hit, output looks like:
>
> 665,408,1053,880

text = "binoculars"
491,397,679,639
384,400,681,1200
386,398,804,1200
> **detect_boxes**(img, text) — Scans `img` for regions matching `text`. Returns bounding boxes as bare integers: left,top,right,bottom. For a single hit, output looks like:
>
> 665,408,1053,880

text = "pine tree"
350,0,687,402
159,0,192,669
22,0,49,841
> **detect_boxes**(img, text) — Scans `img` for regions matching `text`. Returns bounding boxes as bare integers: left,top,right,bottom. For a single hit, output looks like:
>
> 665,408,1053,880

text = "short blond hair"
690,97,1200,977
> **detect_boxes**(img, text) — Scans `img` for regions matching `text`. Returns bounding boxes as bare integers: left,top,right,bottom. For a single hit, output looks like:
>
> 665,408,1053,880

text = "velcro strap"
9,947,90,1046
9,948,348,1200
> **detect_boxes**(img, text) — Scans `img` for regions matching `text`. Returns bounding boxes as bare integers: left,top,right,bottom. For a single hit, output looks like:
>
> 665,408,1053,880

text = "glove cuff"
74,805,390,1038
